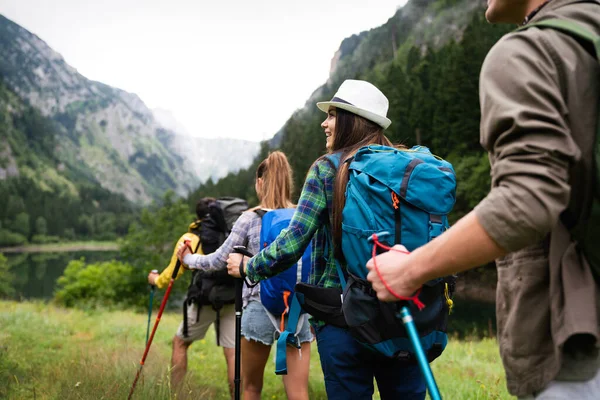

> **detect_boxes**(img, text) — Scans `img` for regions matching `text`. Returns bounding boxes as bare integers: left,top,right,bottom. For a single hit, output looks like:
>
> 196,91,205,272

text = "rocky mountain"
0,14,259,204
269,0,485,147
152,108,260,183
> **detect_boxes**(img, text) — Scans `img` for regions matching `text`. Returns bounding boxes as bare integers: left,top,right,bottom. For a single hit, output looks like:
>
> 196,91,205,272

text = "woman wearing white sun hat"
227,80,426,399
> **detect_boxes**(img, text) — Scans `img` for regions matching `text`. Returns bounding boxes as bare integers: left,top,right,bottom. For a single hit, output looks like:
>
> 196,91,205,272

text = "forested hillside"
0,14,259,246
188,0,512,224
0,78,136,245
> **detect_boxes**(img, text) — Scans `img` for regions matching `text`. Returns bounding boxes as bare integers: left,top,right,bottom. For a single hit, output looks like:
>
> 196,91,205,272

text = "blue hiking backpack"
255,208,312,374
327,144,457,363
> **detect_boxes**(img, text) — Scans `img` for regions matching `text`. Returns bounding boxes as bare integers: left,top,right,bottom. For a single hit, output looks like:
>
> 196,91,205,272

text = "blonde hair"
256,151,294,209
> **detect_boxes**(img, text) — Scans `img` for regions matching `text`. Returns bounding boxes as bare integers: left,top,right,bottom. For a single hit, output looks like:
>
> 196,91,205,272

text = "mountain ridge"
0,14,260,204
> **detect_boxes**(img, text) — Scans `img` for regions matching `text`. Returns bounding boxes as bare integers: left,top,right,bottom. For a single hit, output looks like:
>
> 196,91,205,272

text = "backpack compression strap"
182,239,203,338
275,292,303,375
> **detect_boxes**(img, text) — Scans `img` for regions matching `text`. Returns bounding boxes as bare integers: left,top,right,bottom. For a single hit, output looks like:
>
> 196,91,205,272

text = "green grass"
0,301,513,399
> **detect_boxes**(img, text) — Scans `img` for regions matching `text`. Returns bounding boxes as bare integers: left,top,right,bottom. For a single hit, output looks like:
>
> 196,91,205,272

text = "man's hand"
147,271,159,286
227,253,245,278
366,244,421,302
176,241,192,263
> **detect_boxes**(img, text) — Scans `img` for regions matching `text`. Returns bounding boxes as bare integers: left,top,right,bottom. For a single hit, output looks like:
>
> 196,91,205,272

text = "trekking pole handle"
150,269,158,285
173,240,193,279
232,246,259,288
232,245,254,258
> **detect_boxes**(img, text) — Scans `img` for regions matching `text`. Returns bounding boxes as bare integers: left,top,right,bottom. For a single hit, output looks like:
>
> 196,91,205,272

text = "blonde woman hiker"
177,151,312,400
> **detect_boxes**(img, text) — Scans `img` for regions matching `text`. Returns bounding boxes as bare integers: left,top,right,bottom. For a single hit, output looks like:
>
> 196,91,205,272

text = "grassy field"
0,301,513,399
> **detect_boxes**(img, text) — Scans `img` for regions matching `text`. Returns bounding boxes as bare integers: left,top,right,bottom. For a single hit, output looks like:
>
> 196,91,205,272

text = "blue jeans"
315,324,426,400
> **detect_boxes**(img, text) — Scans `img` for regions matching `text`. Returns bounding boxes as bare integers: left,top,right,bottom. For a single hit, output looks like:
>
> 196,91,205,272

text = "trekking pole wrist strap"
239,259,259,288
239,257,247,280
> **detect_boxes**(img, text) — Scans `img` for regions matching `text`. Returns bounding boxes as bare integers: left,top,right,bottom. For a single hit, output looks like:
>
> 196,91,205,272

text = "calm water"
4,250,118,301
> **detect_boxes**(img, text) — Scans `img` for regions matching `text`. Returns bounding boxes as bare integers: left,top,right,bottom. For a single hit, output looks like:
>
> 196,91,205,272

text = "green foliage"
35,216,47,235
0,254,15,297
120,190,193,273
0,77,140,245
50,191,194,309
31,234,61,244
54,258,146,308
0,229,27,246
11,212,30,237
451,152,492,220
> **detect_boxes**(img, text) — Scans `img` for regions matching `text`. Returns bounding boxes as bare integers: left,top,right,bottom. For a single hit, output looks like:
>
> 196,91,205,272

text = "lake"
4,250,118,301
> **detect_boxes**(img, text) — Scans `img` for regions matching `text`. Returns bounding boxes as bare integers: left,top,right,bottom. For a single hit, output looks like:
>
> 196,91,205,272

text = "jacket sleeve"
245,160,332,282
155,233,201,289
474,30,581,252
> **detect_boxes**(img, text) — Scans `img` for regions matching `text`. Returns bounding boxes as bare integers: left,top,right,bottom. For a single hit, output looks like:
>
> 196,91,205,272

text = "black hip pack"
294,283,348,329
341,274,454,363
295,271,455,364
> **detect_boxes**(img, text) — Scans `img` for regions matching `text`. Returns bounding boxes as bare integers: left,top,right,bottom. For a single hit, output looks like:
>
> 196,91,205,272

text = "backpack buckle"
285,334,301,349
367,231,392,244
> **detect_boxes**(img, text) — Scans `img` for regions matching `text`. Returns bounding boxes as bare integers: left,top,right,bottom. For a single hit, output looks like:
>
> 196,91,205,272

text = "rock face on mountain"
0,15,259,204
152,108,260,184
270,0,485,148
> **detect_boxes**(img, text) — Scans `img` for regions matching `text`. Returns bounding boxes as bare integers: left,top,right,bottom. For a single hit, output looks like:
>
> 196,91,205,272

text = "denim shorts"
241,300,313,346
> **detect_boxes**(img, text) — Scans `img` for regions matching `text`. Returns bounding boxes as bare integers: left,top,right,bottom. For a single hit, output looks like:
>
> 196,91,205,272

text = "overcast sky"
1,0,408,142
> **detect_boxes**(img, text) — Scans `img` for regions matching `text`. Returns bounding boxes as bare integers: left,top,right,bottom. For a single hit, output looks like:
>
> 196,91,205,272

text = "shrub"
31,234,61,244
54,258,147,309
0,229,28,246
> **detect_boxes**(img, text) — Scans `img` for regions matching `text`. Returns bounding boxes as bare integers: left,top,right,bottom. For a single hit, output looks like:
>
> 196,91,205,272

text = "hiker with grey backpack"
367,1,600,399
227,79,456,400
147,196,247,396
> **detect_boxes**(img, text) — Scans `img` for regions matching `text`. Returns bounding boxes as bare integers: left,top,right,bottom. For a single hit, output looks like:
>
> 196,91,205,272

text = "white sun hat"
316,79,392,129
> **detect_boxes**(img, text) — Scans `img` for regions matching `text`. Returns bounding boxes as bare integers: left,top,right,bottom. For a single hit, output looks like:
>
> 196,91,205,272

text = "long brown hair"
256,151,294,210
330,108,393,261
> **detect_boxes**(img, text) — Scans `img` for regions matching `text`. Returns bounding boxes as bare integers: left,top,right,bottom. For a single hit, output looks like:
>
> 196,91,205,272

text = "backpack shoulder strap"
323,152,341,169
254,209,268,218
517,18,600,59
520,18,600,199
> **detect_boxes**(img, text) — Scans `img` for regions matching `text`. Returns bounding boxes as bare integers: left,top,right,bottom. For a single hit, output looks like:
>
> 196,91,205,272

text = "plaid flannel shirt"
246,157,345,289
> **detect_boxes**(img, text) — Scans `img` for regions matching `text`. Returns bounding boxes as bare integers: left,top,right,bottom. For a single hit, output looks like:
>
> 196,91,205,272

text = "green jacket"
475,0,600,396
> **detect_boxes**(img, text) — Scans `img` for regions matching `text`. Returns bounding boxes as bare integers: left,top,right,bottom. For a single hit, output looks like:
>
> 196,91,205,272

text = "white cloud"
1,0,408,141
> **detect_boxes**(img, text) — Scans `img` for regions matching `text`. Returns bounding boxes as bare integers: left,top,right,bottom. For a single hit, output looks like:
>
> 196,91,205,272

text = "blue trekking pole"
146,269,158,345
369,232,442,400
399,306,442,400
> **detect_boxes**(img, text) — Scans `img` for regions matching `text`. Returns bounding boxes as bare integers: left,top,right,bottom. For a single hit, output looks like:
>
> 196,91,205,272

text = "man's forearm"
409,211,508,284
